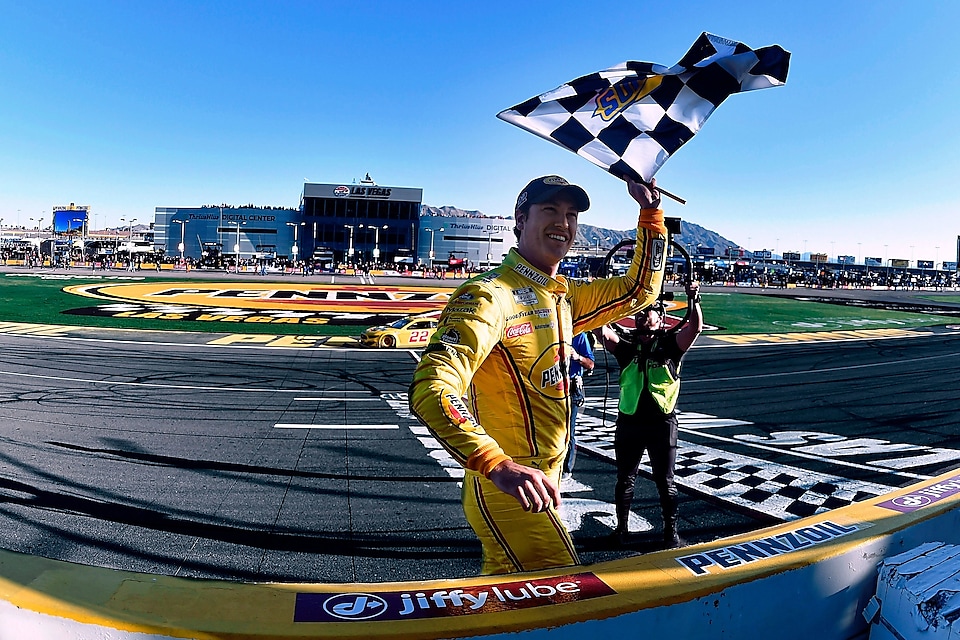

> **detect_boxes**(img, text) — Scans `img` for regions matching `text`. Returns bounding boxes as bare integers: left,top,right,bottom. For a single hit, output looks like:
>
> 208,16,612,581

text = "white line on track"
683,349,960,385
274,424,398,429
589,402,932,481
693,329,938,349
681,426,931,481
0,369,376,395
293,397,379,402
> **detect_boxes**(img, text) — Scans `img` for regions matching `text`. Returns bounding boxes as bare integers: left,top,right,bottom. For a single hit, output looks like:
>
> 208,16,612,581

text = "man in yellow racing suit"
409,174,667,574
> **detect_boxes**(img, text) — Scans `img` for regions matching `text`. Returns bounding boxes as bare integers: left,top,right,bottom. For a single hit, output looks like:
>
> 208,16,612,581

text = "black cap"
639,300,665,315
515,175,590,213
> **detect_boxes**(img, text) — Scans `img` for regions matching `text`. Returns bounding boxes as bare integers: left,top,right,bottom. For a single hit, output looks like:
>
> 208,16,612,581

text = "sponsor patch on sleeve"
423,343,458,357
650,238,666,271
441,394,479,431
440,328,462,345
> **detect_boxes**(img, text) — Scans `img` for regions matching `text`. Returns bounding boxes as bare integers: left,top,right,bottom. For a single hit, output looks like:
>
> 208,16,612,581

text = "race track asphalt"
1,265,959,584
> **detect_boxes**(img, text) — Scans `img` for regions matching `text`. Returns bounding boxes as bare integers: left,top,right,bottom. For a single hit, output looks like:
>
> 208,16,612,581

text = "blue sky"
1,1,958,266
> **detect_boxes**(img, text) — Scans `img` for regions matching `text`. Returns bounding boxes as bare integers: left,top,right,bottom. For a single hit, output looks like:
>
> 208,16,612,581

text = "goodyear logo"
593,75,664,122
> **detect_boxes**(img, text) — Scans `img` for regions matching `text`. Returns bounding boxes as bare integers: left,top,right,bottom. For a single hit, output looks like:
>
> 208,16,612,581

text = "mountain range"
422,205,741,255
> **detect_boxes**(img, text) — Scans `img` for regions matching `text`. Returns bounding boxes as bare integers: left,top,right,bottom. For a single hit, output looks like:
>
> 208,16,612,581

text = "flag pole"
658,187,686,206
635,176,685,205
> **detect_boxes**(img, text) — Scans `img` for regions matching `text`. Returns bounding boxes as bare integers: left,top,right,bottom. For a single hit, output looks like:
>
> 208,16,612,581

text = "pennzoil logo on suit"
530,348,566,398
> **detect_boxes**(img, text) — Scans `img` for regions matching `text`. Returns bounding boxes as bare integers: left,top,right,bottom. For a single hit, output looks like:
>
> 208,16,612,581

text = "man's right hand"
626,177,661,209
488,460,561,512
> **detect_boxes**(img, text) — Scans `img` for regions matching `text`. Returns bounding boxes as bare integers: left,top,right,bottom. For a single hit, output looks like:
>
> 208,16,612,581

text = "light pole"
79,216,86,262
173,219,189,265
27,217,37,266
344,224,356,264
42,211,51,266
127,218,138,269
286,221,304,265
594,235,610,256
376,224,388,262
884,244,889,286
360,224,388,262
228,221,245,272
486,228,494,266
423,227,444,263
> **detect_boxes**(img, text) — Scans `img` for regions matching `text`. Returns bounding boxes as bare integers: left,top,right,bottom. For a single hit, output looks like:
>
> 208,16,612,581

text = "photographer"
596,281,703,548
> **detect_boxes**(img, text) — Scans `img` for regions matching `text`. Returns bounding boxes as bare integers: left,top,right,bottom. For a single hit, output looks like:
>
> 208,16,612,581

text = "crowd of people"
691,263,958,290
4,237,954,292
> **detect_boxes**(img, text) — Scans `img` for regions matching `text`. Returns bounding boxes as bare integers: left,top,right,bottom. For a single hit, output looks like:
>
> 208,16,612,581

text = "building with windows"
301,176,422,265
154,175,517,269
416,215,514,269
154,206,299,267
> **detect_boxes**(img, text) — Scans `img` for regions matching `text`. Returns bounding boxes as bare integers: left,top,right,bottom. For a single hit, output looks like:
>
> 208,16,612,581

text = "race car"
359,314,439,348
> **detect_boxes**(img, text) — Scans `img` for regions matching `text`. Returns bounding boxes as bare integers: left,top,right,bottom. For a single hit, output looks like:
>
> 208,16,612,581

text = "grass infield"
0,273,950,337
920,295,960,305
698,291,946,333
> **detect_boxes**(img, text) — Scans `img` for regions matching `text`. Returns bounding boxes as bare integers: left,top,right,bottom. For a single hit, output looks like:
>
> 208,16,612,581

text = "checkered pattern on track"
575,404,893,521
386,393,893,522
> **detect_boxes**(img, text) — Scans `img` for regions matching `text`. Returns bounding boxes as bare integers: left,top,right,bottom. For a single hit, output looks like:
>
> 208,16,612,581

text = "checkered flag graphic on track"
497,33,790,185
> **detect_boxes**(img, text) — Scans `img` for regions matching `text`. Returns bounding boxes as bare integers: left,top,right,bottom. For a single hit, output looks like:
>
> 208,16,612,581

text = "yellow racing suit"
409,209,667,574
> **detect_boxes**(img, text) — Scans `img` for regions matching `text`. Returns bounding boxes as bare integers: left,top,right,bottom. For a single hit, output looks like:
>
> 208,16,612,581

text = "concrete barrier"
3,471,960,639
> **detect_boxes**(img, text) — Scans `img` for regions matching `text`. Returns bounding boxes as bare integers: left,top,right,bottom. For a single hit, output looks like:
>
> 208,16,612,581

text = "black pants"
614,410,679,529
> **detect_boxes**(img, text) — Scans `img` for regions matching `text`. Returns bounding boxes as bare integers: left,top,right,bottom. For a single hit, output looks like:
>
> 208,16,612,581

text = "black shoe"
613,527,631,547
662,529,687,549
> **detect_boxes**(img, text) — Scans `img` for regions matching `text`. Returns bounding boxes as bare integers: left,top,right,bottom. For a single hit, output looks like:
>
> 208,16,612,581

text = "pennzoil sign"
62,283,454,325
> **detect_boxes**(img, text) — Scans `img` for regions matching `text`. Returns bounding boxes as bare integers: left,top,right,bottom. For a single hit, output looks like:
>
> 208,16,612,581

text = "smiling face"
515,195,580,276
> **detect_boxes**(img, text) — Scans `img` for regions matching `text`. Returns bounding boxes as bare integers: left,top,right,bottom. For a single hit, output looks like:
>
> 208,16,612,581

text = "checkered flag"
497,33,790,189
